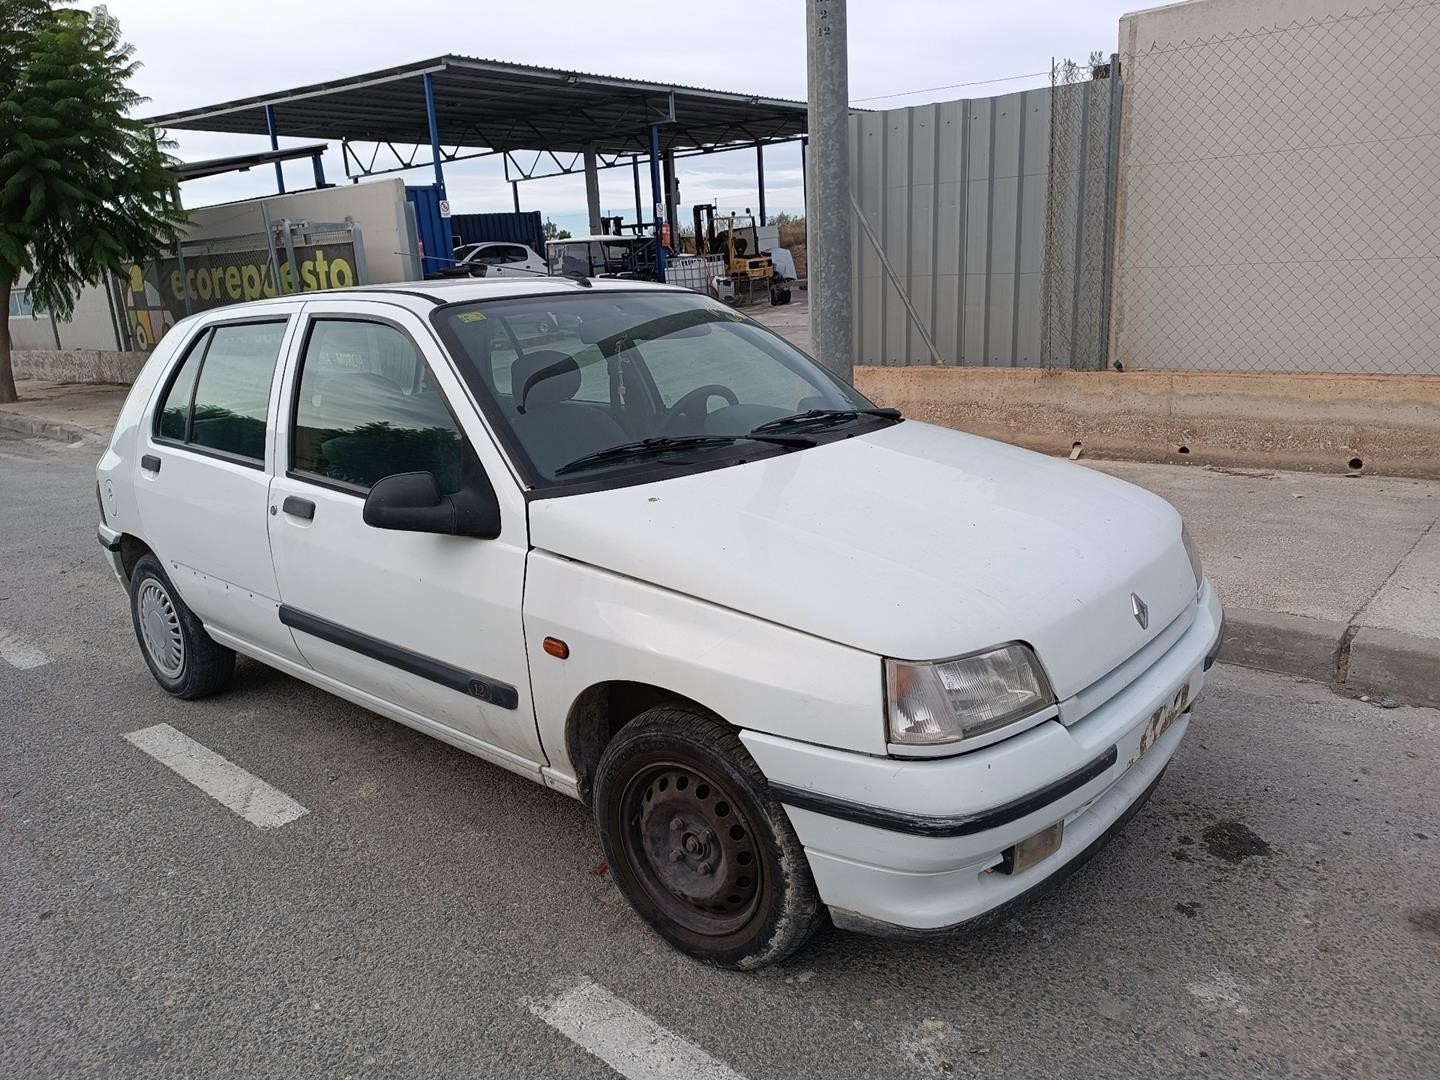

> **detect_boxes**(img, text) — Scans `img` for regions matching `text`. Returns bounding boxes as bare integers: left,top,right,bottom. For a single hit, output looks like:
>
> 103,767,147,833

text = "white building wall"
1110,0,1440,373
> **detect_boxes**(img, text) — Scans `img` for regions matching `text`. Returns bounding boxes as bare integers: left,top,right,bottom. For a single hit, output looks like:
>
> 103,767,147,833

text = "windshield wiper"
749,407,902,436
555,433,813,477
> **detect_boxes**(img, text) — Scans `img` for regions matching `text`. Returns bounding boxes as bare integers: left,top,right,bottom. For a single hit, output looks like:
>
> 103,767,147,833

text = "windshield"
433,291,879,486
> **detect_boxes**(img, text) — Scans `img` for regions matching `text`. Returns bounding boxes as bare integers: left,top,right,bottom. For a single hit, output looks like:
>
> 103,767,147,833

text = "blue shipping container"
405,184,452,276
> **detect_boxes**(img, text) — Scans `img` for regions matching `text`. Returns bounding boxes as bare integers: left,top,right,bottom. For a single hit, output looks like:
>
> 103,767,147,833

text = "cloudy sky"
97,0,1136,236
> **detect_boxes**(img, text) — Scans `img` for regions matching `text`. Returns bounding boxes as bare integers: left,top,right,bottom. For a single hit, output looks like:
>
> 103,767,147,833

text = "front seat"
509,350,626,476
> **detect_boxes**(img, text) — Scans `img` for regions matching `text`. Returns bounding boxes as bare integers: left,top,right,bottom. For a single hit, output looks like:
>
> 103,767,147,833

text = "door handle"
282,496,316,521
140,454,162,473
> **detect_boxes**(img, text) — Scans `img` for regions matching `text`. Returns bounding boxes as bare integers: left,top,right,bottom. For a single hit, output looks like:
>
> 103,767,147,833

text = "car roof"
189,276,684,317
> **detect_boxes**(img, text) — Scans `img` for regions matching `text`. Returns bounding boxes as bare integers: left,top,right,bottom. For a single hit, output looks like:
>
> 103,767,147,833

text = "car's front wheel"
128,554,235,699
593,705,824,969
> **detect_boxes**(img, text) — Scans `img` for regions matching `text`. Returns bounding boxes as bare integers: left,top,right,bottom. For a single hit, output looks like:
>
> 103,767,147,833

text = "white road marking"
123,723,309,829
0,628,52,669
530,977,748,1080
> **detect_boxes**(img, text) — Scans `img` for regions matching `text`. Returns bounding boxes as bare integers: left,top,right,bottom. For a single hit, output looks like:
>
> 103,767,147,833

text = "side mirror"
362,469,501,538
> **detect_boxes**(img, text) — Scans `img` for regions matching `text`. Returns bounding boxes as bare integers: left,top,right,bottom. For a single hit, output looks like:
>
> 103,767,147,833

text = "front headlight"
885,643,1055,749
1181,523,1203,589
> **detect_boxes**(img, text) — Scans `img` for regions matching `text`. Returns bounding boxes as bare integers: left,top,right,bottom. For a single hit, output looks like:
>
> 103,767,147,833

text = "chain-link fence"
1108,0,1440,374
1041,55,1119,370
116,219,367,350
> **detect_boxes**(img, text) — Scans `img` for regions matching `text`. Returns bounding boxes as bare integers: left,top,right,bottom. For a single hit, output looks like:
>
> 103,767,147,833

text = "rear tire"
128,554,234,700
593,705,824,969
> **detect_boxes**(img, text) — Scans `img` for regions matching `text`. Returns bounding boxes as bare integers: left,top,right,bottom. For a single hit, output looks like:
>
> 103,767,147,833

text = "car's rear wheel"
128,554,234,699
593,705,824,969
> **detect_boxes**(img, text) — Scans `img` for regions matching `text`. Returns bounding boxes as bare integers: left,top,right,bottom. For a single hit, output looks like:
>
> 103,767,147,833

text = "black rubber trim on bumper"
97,527,122,552
1204,610,1226,671
277,605,519,710
770,743,1119,839
829,763,1170,939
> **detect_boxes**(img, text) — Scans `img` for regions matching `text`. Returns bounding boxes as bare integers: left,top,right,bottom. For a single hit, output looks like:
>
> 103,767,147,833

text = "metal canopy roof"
143,55,809,157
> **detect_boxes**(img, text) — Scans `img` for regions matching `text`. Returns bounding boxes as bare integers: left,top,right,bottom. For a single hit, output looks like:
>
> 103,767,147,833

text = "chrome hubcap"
138,579,184,678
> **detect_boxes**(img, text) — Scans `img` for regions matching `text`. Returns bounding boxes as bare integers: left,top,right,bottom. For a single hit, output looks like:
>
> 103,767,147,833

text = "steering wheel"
661,384,739,432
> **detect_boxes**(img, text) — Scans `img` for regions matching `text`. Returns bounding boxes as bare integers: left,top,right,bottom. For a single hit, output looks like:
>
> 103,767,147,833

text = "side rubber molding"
770,743,1119,838
97,526,122,552
278,605,519,709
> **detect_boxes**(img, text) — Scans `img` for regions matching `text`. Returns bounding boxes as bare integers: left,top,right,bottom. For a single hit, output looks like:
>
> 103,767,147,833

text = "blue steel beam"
648,124,666,283
264,105,285,194
423,72,446,196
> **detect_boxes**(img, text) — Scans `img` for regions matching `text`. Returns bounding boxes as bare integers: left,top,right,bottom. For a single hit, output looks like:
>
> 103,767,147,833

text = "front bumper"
741,580,1224,935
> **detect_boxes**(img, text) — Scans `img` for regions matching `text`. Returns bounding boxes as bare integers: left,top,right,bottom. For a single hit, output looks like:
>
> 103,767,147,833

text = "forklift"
691,204,791,305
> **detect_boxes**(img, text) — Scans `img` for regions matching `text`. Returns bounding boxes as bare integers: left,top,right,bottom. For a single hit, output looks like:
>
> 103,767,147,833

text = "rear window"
155,321,287,463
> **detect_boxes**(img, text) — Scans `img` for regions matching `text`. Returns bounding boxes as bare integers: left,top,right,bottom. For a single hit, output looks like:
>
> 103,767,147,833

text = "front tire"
593,706,824,969
128,554,234,699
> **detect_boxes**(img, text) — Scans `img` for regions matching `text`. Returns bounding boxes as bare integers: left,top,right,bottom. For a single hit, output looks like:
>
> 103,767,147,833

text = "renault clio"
96,278,1223,969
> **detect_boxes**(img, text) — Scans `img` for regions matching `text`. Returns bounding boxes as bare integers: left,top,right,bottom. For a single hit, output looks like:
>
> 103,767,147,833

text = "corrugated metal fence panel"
449,211,545,254
848,87,1057,366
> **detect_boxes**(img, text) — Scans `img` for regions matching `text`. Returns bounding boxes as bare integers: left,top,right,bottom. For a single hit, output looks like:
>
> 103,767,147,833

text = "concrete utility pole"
806,0,853,382
583,145,603,235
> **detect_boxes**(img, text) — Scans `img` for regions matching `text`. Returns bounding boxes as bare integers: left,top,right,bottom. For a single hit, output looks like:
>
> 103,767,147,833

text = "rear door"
135,308,306,662
265,300,543,767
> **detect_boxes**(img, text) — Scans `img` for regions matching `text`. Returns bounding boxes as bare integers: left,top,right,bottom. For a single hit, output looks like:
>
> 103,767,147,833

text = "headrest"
511,350,582,410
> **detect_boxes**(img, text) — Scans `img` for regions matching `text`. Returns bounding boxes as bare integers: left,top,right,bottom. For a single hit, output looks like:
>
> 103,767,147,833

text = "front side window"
291,319,464,492
435,292,880,486
154,321,287,462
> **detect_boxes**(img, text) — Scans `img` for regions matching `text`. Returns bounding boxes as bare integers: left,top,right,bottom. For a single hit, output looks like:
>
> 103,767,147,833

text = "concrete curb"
1344,627,1440,710
1218,608,1350,683
1219,606,1440,709
0,410,108,447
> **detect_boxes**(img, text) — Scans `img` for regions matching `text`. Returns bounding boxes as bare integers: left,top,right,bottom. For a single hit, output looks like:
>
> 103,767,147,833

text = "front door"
265,301,543,767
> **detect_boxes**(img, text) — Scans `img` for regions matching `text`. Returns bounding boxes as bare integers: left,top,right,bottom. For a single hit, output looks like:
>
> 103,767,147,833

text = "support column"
311,153,326,189
583,145,602,235
662,151,678,246
648,125,667,283
806,0,853,381
512,181,521,214
264,105,285,194
423,72,446,196
632,157,643,231
756,143,767,226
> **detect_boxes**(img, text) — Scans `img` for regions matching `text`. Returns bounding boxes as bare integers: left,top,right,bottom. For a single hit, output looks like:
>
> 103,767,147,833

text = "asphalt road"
2,426,1438,1079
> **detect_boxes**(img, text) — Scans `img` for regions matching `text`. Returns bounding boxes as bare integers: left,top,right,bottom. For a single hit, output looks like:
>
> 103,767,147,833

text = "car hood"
527,421,1198,698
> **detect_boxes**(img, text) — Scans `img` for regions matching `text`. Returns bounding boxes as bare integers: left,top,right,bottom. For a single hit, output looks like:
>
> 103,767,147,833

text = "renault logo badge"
1131,592,1150,630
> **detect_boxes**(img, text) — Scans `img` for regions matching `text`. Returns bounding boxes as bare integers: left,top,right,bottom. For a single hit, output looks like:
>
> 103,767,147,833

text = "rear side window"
291,319,465,493
155,321,287,462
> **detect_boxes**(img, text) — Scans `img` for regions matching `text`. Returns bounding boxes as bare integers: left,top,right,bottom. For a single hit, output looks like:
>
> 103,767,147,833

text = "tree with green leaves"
0,1,186,402
542,217,571,242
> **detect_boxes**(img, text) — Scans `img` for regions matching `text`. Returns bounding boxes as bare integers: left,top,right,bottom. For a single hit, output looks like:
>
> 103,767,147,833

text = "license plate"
1135,681,1191,762
1000,821,1064,875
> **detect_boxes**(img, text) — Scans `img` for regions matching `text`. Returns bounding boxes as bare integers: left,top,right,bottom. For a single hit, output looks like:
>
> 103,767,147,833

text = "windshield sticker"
457,311,487,323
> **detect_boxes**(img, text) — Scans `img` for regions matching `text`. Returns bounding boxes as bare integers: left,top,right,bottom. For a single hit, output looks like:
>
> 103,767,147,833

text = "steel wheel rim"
618,760,763,937
138,579,184,679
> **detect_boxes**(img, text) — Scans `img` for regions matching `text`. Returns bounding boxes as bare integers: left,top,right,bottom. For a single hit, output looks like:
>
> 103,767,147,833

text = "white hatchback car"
97,278,1223,969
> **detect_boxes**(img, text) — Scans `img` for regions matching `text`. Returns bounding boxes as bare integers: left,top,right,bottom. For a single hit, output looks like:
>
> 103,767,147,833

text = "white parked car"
449,241,547,278
96,279,1223,969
